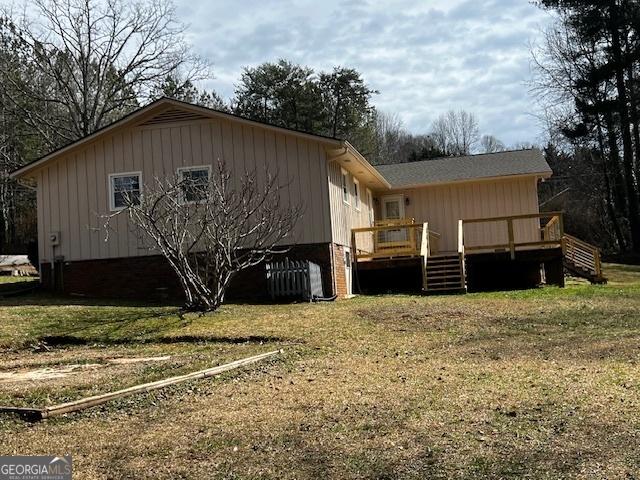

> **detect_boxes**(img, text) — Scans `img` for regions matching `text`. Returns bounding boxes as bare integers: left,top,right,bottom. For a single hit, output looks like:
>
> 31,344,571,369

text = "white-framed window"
353,178,360,210
177,165,211,204
341,168,349,204
109,171,142,211
366,188,374,225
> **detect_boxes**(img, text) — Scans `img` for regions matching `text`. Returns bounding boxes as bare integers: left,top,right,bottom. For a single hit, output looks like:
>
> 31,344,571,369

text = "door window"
384,199,401,219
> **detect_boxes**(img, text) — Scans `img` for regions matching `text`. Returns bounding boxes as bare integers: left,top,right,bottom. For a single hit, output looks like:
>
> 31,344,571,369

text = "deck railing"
458,219,466,281
351,219,439,261
564,233,603,278
461,211,564,259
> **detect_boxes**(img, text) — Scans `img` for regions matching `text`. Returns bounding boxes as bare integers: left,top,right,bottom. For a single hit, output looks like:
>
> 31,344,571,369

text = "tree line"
0,0,520,256
165,59,512,163
533,0,640,255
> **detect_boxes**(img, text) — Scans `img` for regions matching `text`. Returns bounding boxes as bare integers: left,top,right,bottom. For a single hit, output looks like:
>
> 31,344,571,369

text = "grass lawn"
0,264,639,479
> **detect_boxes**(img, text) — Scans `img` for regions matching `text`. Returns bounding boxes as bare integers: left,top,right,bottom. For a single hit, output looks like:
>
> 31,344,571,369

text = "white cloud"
179,0,554,146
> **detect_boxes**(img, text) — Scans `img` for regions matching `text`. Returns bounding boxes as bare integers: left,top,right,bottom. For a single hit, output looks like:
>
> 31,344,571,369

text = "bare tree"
104,160,301,312
371,111,406,163
0,0,207,148
480,135,506,153
431,110,480,156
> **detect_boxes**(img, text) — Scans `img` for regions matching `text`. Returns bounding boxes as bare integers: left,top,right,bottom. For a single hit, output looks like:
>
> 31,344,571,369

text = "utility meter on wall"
49,231,60,246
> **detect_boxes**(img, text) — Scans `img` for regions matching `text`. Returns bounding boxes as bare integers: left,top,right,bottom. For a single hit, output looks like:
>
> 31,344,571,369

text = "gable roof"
10,97,344,179
373,149,552,188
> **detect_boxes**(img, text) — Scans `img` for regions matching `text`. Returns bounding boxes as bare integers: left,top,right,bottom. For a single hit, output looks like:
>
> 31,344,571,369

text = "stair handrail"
421,222,430,290
563,233,603,278
542,215,561,241
428,230,441,255
420,223,430,257
458,219,466,285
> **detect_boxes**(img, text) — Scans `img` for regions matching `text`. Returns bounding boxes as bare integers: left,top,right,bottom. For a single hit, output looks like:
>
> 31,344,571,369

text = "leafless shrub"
103,160,301,312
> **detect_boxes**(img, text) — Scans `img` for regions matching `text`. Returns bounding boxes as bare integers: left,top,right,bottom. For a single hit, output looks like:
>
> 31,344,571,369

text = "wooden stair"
563,234,607,284
423,253,466,293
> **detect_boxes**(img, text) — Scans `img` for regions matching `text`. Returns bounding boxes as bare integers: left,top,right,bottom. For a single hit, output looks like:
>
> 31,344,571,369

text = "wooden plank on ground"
0,349,282,421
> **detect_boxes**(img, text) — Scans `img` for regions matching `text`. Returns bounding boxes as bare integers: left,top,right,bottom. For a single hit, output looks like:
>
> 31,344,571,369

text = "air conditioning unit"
266,259,324,301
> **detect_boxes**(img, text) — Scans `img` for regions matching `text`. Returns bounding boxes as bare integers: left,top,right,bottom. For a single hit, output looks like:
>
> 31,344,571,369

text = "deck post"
351,231,358,263
595,249,602,277
458,219,466,289
457,219,465,258
409,225,416,253
507,218,515,260
558,213,566,255
420,222,430,290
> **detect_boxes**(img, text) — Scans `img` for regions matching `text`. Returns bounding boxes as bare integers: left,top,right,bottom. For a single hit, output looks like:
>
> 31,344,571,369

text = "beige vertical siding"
327,161,375,247
391,176,541,252
36,118,333,263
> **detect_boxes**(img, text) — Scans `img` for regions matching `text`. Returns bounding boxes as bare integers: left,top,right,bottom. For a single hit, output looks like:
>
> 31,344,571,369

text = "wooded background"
1,0,639,259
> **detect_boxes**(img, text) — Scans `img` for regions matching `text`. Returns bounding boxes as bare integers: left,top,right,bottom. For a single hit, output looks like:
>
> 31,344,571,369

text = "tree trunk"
596,114,628,250
604,110,628,216
623,22,640,186
332,91,341,138
610,2,640,251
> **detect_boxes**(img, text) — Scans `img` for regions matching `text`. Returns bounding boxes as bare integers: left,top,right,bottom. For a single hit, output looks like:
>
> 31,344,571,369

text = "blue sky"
179,0,555,146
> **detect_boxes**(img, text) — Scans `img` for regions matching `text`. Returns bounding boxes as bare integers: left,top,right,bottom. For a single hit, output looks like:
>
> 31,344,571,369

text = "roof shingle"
373,149,551,188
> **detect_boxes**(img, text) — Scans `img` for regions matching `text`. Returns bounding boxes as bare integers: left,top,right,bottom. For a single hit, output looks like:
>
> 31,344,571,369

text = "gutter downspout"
327,146,349,162
16,178,37,191
326,146,346,297
330,242,338,297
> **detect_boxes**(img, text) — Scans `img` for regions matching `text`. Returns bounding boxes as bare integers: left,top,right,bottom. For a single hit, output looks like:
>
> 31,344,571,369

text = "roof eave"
342,141,391,190
385,171,553,190
10,97,344,180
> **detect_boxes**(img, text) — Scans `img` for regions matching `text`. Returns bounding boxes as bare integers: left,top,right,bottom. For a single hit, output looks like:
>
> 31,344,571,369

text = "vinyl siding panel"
36,118,333,263
392,176,541,252
327,161,375,247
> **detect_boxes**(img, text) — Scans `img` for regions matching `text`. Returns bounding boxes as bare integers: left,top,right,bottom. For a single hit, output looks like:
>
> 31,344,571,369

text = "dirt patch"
0,363,102,383
107,356,171,365
0,356,171,384
355,302,497,332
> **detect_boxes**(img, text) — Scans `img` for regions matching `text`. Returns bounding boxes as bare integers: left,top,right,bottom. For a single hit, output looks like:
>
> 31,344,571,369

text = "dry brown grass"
0,264,639,479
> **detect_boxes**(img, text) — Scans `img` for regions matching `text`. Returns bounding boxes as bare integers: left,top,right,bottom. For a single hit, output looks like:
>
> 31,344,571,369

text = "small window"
341,168,349,204
367,189,374,225
109,172,141,211
353,178,360,210
178,166,210,203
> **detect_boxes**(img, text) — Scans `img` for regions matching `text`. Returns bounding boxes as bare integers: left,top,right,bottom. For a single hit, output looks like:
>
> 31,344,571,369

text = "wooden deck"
351,219,439,261
351,212,605,293
461,211,565,258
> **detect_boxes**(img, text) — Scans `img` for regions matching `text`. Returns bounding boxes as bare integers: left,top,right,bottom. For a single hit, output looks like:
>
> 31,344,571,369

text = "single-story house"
10,98,604,300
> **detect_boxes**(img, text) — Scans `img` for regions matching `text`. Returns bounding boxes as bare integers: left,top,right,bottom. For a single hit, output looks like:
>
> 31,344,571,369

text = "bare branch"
100,159,301,312
0,0,209,149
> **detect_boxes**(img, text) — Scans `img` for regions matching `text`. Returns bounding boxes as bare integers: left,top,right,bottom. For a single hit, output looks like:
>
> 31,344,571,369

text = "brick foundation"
332,243,348,298
40,242,340,301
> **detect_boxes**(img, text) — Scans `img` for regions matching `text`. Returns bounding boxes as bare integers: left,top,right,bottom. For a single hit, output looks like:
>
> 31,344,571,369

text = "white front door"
381,195,405,221
380,195,406,243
